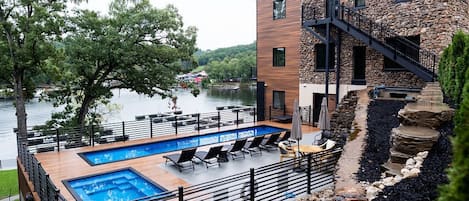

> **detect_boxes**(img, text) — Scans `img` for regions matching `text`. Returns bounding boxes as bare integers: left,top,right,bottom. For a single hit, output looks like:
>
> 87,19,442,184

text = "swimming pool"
63,168,167,201
80,125,286,165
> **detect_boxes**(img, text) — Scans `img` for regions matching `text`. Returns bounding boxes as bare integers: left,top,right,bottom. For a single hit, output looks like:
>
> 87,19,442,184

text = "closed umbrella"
318,97,330,141
290,99,302,155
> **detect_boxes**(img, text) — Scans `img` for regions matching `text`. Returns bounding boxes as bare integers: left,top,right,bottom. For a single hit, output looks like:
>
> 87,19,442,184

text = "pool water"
63,168,166,201
80,125,285,165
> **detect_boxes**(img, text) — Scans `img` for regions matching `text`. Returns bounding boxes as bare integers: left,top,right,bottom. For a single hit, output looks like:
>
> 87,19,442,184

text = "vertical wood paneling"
257,0,301,116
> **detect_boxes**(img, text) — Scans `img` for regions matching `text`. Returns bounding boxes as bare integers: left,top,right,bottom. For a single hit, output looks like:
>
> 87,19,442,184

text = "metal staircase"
302,5,438,82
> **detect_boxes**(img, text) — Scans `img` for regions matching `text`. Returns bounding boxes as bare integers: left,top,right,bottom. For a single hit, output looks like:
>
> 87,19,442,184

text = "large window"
384,35,420,71
273,91,285,109
273,47,286,67
315,43,335,70
355,0,365,7
273,0,286,20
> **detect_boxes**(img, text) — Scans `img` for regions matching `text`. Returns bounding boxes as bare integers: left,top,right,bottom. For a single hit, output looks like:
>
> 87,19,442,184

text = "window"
273,47,285,67
315,43,335,70
384,35,420,71
273,0,286,20
355,0,365,7
273,91,285,109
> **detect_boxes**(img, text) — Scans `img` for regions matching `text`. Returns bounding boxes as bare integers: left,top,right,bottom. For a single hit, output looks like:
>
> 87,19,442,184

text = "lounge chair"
243,136,264,156
223,139,247,160
278,141,296,162
163,148,197,172
319,139,337,151
260,133,281,151
275,130,293,145
194,145,223,168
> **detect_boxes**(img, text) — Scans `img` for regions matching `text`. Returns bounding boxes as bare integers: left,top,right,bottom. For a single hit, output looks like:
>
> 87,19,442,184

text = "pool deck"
34,121,319,200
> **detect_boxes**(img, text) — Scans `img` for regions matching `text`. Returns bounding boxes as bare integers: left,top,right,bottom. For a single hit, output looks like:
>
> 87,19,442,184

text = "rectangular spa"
63,168,167,201
80,125,286,165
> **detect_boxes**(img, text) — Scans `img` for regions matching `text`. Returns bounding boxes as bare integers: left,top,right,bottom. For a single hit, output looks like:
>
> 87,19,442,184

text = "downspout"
336,31,342,108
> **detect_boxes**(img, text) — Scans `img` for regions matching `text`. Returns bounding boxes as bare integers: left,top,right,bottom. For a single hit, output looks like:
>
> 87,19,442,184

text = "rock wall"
300,0,468,87
329,90,358,147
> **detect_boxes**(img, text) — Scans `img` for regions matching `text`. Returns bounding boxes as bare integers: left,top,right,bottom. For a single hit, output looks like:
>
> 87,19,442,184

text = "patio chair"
317,139,337,171
223,138,247,160
194,145,223,168
243,136,264,156
319,139,337,151
278,141,296,162
163,148,197,172
260,133,281,151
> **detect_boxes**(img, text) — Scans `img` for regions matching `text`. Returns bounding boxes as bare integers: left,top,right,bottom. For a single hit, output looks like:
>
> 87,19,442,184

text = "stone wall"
300,0,468,88
329,90,359,147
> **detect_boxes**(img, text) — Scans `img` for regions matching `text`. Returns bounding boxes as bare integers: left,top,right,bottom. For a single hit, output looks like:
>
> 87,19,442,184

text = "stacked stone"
329,90,358,147
389,82,454,163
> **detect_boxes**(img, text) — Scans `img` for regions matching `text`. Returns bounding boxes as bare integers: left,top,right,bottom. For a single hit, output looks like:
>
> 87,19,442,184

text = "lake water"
0,86,256,161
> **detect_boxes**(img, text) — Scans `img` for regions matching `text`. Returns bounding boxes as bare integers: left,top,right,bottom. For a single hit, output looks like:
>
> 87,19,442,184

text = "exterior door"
352,46,366,85
313,93,324,123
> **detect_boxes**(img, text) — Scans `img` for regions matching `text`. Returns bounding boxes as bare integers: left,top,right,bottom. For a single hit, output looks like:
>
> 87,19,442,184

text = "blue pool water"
63,168,166,201
80,125,285,165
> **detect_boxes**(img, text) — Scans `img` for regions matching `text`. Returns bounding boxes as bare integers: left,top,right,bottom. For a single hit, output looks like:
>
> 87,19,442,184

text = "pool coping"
77,125,287,166
62,167,170,201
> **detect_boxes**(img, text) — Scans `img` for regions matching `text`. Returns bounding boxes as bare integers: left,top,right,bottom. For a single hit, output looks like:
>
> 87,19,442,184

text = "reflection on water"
0,86,256,160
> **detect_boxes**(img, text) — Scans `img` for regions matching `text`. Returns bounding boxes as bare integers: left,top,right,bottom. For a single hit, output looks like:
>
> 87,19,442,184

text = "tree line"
0,0,197,142
195,42,256,82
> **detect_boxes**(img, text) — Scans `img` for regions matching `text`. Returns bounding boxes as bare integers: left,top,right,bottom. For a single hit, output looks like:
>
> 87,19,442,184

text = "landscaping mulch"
356,99,453,201
374,122,453,201
356,100,406,182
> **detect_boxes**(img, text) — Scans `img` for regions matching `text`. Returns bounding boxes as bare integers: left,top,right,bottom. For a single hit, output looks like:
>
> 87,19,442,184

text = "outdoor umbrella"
318,97,330,141
290,99,302,155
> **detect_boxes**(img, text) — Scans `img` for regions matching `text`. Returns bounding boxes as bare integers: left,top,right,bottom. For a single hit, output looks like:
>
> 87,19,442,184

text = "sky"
69,0,256,51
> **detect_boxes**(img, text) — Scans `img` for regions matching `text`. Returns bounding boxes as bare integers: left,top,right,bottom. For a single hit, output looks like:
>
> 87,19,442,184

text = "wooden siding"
257,0,301,117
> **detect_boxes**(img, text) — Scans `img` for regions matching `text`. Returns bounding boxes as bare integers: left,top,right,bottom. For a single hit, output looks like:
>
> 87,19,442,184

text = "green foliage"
438,31,469,201
198,43,256,82
45,0,197,130
0,169,18,199
438,31,469,105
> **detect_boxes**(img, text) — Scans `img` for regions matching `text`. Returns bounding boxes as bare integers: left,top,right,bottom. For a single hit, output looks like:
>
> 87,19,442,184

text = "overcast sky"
68,0,256,51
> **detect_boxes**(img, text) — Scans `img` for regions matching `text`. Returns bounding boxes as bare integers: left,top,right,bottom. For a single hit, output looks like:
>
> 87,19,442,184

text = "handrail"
337,5,439,78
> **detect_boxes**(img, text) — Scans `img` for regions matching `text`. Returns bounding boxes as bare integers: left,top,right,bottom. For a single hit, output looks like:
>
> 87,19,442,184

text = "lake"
0,86,256,161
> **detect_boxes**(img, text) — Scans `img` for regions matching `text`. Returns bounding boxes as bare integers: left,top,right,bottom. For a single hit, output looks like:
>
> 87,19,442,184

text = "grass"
0,169,18,199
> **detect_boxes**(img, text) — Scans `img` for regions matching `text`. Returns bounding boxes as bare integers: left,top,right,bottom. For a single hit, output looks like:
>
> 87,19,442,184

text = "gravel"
356,100,406,182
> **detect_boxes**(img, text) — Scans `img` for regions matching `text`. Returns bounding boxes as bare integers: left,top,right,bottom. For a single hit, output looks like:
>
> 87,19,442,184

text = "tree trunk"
74,94,93,145
14,72,28,145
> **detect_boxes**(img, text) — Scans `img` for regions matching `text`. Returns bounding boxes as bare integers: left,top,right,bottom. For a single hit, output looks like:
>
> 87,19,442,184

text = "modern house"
256,0,469,122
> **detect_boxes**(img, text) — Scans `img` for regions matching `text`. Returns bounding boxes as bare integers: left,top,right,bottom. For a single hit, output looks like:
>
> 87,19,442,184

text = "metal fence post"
309,105,312,125
307,154,312,194
178,186,184,201
236,110,239,126
218,111,221,129
91,125,94,146
56,129,60,152
269,106,272,120
122,121,126,141
253,108,256,123
197,113,200,133
175,116,178,135
150,118,153,138
250,168,255,201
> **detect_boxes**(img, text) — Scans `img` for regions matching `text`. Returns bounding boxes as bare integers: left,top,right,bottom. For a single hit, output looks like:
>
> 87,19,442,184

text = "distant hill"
195,42,256,66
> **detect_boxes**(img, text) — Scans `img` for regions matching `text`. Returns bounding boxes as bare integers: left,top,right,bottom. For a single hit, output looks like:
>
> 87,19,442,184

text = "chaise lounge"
163,148,197,172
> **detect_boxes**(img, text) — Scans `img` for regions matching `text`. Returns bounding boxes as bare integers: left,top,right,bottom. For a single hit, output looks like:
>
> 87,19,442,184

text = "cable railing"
19,106,256,154
135,149,342,201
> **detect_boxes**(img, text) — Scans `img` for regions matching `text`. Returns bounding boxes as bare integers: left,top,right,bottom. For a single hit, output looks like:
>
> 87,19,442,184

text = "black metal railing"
17,142,67,200
136,149,342,201
337,5,439,79
19,106,256,154
267,105,313,125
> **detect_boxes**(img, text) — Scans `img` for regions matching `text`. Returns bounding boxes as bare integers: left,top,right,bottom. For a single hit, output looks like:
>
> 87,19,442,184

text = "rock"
366,186,380,199
401,168,410,175
405,168,421,178
406,158,416,166
393,175,403,183
414,156,424,162
389,126,440,163
398,102,454,129
383,177,395,186
417,151,429,158
379,184,385,189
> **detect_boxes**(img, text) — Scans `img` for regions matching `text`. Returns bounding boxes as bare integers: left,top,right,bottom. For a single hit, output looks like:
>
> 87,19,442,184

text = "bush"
438,31,469,201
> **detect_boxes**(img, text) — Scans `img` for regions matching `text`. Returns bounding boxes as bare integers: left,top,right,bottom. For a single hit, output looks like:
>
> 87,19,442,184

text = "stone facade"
329,90,359,147
300,0,469,88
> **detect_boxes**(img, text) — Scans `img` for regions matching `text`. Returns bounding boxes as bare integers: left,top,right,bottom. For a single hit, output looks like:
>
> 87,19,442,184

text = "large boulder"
389,126,439,163
398,102,454,129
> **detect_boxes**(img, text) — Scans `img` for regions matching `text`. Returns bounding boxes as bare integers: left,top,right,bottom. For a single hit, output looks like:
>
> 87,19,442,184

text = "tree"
0,0,66,141
47,0,197,141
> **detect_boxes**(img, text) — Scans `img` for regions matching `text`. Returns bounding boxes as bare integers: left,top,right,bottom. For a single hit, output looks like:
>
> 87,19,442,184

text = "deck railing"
17,142,67,200
18,106,256,154
135,149,342,201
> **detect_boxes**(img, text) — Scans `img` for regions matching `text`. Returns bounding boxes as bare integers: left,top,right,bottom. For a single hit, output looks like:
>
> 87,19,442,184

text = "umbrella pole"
294,139,304,172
